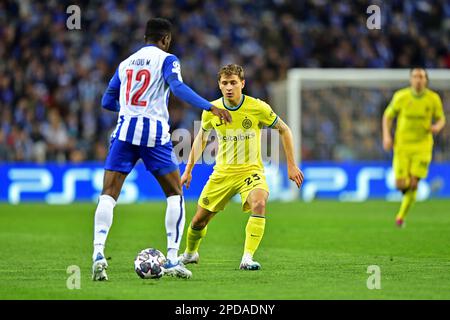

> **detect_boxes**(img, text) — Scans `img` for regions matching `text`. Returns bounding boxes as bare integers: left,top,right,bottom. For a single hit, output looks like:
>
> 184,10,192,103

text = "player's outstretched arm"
181,129,210,189
382,114,394,151
273,118,304,188
168,79,232,123
162,55,232,123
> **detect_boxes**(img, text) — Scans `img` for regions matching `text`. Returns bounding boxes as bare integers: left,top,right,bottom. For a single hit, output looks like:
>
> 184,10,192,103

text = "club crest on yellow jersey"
242,118,252,129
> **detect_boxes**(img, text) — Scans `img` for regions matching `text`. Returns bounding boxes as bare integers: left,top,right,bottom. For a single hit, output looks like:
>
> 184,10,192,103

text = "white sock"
167,248,178,263
165,195,185,263
93,194,116,261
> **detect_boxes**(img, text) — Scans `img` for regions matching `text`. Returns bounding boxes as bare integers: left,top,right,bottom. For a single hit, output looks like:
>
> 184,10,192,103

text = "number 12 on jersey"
125,69,151,107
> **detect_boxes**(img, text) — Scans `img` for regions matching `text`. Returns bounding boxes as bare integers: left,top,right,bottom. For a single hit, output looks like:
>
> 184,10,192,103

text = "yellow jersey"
384,87,445,152
201,94,278,173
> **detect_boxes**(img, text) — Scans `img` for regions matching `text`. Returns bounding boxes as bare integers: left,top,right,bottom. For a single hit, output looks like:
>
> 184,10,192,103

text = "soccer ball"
134,248,166,279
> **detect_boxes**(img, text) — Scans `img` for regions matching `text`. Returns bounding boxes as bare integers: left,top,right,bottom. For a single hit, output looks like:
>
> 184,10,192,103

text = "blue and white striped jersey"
108,45,182,147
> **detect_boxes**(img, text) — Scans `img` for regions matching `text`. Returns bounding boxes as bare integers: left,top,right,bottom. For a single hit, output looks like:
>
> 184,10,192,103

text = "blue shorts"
104,139,179,176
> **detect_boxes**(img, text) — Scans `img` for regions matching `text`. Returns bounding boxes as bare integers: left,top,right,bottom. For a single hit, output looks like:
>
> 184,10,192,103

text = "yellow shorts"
198,170,269,213
393,149,432,179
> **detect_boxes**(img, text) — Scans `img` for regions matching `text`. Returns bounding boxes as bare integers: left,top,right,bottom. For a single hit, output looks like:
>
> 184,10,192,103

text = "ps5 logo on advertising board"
301,166,430,202
7,168,138,204
4,165,433,203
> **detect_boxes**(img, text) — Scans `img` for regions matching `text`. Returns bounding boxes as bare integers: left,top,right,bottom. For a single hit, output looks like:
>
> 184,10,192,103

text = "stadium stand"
0,0,449,162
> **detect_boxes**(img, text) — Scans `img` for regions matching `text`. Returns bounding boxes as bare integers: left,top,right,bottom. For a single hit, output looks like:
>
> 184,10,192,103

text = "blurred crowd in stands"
0,0,449,162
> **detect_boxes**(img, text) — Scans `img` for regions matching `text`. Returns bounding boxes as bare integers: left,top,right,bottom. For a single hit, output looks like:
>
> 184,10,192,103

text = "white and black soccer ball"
134,248,166,279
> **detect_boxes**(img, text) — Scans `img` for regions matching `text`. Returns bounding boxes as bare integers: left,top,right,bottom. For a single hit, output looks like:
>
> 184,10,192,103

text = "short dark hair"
410,67,429,81
145,18,172,42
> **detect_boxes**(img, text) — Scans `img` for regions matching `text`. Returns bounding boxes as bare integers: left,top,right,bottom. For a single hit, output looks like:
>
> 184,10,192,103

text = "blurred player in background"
179,64,303,270
92,18,232,281
382,68,446,227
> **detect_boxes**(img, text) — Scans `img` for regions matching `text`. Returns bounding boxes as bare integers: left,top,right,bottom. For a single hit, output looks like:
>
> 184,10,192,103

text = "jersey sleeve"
163,54,212,111
162,54,183,83
433,93,446,121
259,100,278,127
201,109,213,131
101,67,121,112
108,67,121,90
384,91,401,119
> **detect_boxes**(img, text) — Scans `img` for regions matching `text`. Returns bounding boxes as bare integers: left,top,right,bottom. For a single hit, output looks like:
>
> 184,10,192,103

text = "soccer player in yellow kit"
178,64,304,270
382,68,446,227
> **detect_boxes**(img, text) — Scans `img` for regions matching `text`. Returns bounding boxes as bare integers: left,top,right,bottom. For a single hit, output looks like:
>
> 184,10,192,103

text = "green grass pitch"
0,200,450,300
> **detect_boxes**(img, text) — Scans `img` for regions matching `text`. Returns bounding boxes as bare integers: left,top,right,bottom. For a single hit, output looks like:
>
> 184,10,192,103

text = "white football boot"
92,253,109,281
239,254,261,270
162,260,192,279
178,252,199,265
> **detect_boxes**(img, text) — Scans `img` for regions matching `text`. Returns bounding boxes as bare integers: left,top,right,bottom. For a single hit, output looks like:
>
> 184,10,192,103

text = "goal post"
284,68,450,199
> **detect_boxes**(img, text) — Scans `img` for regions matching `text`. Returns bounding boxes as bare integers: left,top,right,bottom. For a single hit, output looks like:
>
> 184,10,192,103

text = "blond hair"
217,64,244,81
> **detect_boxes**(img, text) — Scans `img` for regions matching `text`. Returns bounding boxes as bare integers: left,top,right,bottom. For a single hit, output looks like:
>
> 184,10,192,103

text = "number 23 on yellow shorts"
198,171,269,213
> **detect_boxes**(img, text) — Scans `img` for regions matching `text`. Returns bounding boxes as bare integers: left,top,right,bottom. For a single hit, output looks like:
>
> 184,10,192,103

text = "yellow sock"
396,189,417,220
243,215,266,257
185,224,207,254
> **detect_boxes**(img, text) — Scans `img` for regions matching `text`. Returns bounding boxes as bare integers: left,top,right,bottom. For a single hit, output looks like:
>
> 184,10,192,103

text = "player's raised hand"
181,170,192,189
382,135,393,151
210,105,232,124
288,164,304,189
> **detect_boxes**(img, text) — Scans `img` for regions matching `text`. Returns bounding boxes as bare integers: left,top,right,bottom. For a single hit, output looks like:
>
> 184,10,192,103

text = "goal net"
275,69,450,200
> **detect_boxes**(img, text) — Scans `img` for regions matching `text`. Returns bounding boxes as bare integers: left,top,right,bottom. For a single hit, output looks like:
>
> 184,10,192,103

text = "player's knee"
167,181,183,197
410,180,419,190
250,199,266,215
191,216,207,230
191,214,205,229
395,180,406,191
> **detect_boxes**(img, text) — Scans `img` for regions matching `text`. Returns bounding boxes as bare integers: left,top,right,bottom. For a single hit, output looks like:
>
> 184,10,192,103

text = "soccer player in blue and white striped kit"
92,18,232,281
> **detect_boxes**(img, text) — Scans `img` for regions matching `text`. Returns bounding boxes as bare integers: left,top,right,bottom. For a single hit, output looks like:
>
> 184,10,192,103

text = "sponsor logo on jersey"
222,132,256,141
